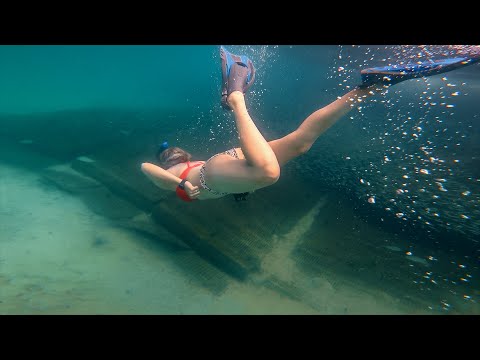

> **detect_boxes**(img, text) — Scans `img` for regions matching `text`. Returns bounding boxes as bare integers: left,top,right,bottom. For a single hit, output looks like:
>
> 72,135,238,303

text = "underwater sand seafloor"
0,149,428,315
0,160,316,314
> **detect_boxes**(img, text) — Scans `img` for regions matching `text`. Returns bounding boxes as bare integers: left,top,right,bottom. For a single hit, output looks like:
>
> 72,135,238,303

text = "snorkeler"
141,46,480,202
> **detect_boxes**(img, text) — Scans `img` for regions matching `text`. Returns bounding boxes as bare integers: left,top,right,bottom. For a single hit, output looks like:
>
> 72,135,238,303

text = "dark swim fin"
220,46,256,109
359,56,480,88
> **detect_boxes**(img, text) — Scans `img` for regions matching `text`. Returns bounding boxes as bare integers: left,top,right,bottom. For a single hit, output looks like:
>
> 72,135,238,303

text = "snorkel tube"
156,141,169,159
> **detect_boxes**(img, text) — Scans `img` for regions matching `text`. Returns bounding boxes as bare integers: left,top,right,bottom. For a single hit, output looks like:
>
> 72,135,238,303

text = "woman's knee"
258,164,280,186
297,143,312,156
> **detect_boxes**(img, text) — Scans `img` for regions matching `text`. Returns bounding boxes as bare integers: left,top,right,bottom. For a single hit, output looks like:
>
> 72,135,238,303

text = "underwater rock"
76,156,96,163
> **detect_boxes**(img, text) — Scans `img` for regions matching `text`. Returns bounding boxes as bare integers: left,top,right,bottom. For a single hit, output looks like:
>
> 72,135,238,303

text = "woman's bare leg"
268,86,381,166
199,91,280,194
209,86,380,193
227,91,280,181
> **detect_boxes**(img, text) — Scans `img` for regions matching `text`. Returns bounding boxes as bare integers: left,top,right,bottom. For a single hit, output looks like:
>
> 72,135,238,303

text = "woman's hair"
157,146,192,169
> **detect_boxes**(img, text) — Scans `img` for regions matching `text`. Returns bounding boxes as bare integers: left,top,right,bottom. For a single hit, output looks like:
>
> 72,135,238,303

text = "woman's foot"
226,91,245,110
220,46,256,110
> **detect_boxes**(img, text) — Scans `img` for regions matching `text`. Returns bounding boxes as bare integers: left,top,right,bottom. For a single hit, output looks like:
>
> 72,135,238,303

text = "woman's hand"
185,181,200,199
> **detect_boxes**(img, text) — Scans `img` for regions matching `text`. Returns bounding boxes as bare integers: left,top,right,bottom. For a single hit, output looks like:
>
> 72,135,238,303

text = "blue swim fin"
220,46,256,109
359,56,480,88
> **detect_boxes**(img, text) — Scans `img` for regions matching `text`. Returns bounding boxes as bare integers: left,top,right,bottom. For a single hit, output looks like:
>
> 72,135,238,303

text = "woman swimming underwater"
141,46,480,202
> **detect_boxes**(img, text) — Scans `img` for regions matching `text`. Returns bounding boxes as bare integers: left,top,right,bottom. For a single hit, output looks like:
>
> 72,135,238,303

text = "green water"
0,45,217,114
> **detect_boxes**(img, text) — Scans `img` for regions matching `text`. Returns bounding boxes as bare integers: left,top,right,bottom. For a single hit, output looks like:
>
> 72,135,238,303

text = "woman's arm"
140,162,184,191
